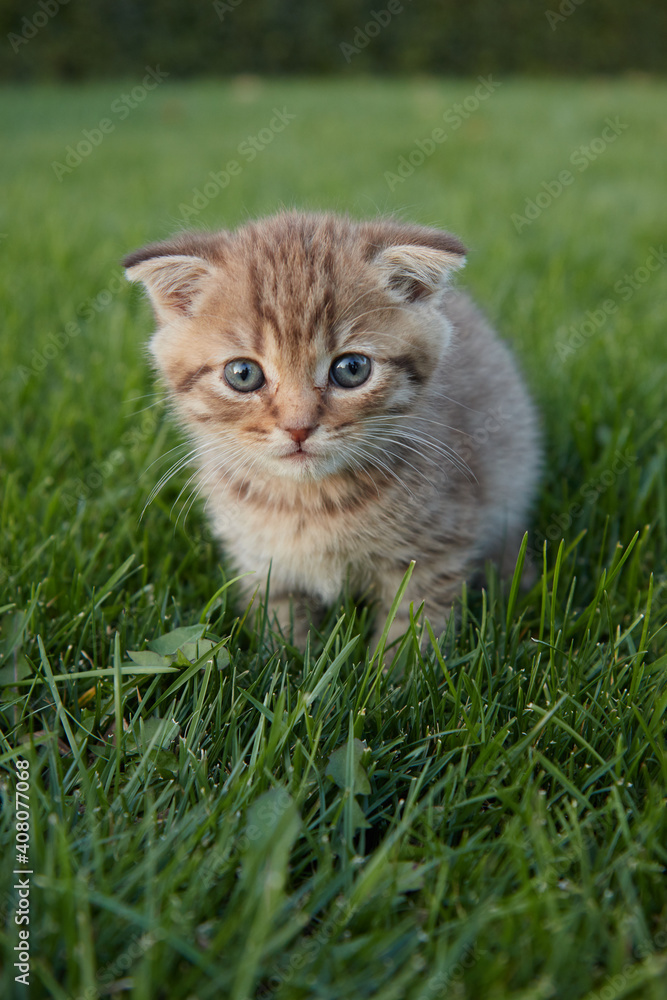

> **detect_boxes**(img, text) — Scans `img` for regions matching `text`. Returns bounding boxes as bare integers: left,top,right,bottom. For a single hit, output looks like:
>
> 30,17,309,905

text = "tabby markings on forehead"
258,302,284,345
309,286,337,349
248,259,266,354
247,241,341,349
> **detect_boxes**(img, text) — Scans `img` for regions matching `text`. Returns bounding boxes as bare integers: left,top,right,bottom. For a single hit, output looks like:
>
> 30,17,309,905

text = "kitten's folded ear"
369,224,467,303
123,233,224,322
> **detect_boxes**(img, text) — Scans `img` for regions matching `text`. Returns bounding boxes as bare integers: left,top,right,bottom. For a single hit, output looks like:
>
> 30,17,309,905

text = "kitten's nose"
284,426,316,444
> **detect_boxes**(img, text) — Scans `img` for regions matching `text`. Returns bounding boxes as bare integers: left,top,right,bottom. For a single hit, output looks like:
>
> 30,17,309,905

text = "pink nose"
285,426,316,444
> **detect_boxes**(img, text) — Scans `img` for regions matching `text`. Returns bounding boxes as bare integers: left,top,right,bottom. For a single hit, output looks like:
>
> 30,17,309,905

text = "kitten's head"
124,213,466,482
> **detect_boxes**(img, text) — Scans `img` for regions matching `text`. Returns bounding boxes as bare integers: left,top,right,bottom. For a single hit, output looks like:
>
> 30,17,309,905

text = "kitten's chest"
213,486,381,599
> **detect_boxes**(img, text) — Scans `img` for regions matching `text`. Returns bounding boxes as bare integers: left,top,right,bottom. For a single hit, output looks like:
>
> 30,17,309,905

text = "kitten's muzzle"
283,425,317,444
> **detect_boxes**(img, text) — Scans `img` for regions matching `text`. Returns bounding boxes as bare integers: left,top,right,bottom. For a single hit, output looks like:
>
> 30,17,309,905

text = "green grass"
1,77,667,1000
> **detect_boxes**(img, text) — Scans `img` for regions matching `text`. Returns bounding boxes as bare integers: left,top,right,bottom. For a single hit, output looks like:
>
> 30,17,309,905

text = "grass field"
1,77,666,1000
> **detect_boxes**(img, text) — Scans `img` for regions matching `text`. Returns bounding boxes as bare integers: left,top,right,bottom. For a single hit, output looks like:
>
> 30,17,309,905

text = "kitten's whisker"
369,431,475,483
182,450,250,528
373,427,476,482
174,443,249,530
179,459,228,531
235,453,263,501
185,448,250,523
145,444,212,498
362,414,476,440
346,442,416,499
124,391,164,405
423,389,486,413
142,441,192,476
141,442,220,518
344,452,381,498
200,464,239,519
364,418,471,454
361,422,478,479
143,457,199,517
364,432,444,471
125,399,165,416
173,477,204,527
171,458,219,522
359,419,476,481
364,439,438,490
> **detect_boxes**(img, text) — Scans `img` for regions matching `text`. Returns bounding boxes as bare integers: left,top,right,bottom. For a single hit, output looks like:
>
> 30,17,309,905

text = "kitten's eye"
224,359,265,392
330,353,371,388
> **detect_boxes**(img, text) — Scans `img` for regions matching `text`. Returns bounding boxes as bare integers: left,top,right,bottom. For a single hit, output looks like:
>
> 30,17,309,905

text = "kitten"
124,212,540,648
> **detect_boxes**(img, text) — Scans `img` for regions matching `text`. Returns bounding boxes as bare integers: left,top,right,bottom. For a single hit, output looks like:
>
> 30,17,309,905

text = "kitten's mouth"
276,443,336,478
284,447,311,461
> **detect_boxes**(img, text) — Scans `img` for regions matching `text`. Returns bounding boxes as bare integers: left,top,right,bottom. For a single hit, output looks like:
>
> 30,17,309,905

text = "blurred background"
1,0,666,80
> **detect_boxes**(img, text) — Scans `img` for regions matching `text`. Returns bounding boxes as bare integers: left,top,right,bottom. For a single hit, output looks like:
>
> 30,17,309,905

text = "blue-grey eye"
224,359,265,392
330,353,371,388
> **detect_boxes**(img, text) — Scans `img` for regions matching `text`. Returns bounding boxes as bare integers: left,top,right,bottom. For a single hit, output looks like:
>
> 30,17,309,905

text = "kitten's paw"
266,593,321,648
371,607,453,672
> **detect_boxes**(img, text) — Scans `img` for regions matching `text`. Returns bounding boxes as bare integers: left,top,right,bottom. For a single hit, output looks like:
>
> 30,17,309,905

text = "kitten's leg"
371,561,464,653
239,565,324,647
265,590,323,647
474,528,537,590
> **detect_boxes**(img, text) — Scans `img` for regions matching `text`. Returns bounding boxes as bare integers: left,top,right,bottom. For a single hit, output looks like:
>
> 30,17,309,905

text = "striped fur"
125,212,541,647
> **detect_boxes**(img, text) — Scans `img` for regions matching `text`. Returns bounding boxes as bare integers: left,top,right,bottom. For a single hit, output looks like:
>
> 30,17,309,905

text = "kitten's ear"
125,255,212,320
375,244,466,303
124,233,224,321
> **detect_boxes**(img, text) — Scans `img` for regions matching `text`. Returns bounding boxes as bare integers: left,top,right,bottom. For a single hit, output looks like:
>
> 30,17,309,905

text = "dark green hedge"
2,0,666,79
